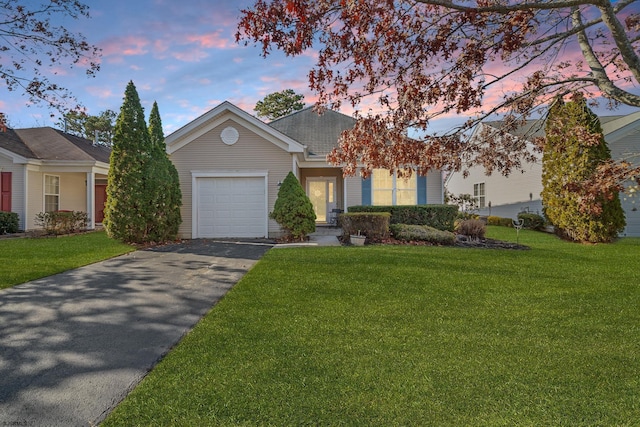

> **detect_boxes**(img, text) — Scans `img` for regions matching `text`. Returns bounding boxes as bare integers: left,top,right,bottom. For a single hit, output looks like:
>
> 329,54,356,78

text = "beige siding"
60,173,88,212
0,154,27,230
170,118,293,239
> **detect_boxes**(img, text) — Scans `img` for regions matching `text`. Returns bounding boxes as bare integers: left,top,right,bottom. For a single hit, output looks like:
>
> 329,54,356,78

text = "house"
445,111,640,237
165,101,444,239
0,127,110,231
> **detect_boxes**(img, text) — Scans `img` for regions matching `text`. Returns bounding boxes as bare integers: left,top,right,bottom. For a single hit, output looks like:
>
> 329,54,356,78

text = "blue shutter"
417,175,427,205
362,176,372,205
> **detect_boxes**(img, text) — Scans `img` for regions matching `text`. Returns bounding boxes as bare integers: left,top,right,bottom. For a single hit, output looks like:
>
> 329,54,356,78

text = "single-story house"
0,127,110,231
165,101,444,239
445,111,640,237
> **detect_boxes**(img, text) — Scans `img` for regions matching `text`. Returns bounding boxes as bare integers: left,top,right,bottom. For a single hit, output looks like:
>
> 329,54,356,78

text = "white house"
445,111,640,237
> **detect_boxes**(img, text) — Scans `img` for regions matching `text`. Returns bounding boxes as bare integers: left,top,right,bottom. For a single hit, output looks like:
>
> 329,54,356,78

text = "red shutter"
1,172,11,212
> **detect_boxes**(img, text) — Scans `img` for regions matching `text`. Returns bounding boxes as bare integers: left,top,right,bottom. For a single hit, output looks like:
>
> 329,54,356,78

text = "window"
44,175,60,212
372,169,417,205
473,182,485,209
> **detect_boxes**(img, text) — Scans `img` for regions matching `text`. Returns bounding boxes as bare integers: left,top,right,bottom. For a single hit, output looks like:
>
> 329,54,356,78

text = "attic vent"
221,126,239,145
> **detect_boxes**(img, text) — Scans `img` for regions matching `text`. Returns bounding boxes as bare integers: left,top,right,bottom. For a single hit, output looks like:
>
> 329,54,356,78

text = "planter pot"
350,235,366,246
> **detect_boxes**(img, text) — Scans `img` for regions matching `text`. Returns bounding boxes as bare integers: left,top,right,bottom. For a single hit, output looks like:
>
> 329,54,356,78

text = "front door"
307,177,337,223
95,184,107,223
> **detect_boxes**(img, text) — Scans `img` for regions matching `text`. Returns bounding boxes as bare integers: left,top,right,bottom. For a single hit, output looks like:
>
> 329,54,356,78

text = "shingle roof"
268,107,356,156
1,127,110,163
484,115,626,140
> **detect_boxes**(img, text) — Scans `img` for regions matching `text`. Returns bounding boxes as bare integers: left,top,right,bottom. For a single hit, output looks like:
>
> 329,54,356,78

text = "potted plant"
350,230,366,246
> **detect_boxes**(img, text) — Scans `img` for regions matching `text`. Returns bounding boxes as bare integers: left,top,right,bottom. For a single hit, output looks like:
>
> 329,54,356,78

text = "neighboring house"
165,101,444,239
446,111,640,237
0,127,110,231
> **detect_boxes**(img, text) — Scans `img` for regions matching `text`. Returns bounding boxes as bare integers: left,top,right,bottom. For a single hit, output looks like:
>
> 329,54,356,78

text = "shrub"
542,94,625,243
35,210,88,235
455,219,486,240
487,216,514,227
0,211,19,234
517,212,545,230
390,223,455,245
340,212,390,243
270,172,316,241
347,205,457,231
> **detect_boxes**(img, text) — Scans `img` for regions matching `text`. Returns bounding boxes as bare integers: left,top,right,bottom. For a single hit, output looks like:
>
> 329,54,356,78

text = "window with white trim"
44,175,60,212
473,182,485,209
372,169,417,205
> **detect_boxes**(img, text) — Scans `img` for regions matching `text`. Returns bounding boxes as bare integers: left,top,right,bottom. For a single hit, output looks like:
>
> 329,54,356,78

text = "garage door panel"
196,177,266,238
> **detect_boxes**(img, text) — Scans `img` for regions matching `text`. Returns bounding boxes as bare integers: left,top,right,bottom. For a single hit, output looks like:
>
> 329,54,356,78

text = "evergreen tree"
104,81,153,243
270,172,316,241
148,101,182,241
542,95,625,243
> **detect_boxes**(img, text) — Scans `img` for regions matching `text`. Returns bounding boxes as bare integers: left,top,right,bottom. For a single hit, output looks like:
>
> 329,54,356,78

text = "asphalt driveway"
0,240,271,427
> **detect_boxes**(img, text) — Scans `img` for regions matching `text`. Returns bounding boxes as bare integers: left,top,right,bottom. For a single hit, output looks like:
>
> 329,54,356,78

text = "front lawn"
0,231,134,290
103,228,640,426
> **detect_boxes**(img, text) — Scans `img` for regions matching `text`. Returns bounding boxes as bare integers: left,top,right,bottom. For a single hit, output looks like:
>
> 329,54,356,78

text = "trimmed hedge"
340,212,390,243
0,211,19,234
390,224,456,245
347,205,457,232
487,216,514,227
517,212,545,230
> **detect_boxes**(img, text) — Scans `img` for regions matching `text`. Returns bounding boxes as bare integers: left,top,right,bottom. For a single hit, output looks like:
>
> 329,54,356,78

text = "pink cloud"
186,32,231,49
101,36,151,58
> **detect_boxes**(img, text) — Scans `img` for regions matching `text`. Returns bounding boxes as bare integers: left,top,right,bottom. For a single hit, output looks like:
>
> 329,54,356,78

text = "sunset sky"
2,0,638,135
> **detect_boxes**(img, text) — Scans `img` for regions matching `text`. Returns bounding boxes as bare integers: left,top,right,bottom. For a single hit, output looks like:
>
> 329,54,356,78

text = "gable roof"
483,114,629,140
269,107,356,156
165,101,305,155
1,127,110,163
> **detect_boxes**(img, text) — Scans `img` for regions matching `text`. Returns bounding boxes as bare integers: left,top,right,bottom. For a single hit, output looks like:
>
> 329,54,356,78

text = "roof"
165,101,305,155
483,114,628,140
269,107,356,156
1,127,110,163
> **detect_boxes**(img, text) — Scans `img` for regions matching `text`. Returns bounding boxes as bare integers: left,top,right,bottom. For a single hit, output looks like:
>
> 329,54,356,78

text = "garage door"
196,177,267,238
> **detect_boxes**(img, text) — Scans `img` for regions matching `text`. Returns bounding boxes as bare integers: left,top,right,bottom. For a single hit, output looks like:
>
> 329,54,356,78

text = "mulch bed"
340,235,530,250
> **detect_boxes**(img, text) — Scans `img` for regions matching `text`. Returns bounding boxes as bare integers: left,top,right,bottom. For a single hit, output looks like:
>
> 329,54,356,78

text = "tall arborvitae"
148,101,182,241
542,94,625,243
104,81,152,243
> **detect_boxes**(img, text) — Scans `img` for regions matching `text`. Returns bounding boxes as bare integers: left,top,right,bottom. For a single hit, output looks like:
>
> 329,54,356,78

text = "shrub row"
487,216,513,227
0,211,19,234
35,210,88,235
390,224,456,245
340,212,390,243
347,205,457,231
517,212,545,230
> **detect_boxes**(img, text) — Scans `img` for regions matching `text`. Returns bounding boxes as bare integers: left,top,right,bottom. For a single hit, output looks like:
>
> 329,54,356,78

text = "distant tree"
147,101,182,242
542,94,625,243
104,81,152,243
57,109,116,145
254,89,305,120
270,172,316,241
1,1,101,112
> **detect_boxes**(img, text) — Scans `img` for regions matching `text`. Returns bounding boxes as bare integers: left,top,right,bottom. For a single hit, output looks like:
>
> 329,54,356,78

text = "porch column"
86,171,95,230
343,177,348,213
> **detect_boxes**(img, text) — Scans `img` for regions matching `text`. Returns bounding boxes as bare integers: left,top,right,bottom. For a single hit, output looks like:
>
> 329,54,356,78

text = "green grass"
0,231,134,289
103,228,640,426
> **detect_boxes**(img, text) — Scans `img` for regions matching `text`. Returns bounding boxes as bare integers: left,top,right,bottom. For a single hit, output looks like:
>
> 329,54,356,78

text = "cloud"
100,36,151,62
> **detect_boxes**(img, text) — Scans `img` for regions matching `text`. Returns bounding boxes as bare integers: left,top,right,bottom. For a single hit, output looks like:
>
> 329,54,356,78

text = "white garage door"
196,177,267,238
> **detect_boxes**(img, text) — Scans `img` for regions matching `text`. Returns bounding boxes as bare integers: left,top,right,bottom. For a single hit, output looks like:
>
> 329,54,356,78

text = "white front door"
307,177,337,223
